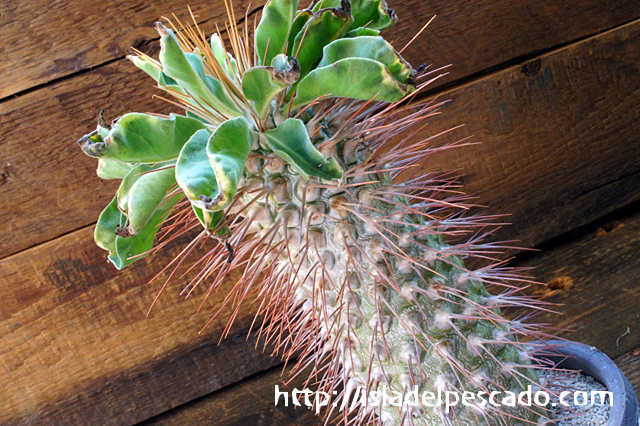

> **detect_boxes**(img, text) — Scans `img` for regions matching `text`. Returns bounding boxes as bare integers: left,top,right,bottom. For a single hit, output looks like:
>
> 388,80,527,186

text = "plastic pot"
531,340,638,426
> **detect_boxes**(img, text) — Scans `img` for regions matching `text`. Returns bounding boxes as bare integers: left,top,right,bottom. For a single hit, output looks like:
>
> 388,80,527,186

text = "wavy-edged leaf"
176,129,219,207
96,159,134,180
262,118,342,180
290,0,353,82
242,58,300,118
289,57,415,111
366,0,397,30
78,113,206,163
256,0,299,66
118,164,178,236
156,23,241,118
204,117,255,211
94,197,123,252
108,192,181,270
319,36,413,83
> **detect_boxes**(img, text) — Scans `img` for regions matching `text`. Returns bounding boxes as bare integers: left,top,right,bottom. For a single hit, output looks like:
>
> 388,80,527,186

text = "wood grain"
140,365,320,426
418,18,640,250
2,0,639,99
617,350,640,397
2,17,639,260
518,211,640,360
0,228,280,426
0,0,266,99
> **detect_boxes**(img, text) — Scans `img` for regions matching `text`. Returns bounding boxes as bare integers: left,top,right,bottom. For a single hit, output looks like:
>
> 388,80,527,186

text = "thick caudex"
78,1,553,424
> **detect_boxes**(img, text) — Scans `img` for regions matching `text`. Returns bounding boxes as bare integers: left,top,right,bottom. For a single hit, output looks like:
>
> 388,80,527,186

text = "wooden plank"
417,18,640,250
3,0,639,99
0,228,280,426
139,350,640,426
3,147,638,425
151,354,638,425
0,60,172,259
140,365,321,426
0,0,266,99
391,0,640,92
2,17,639,259
518,211,640,360
616,349,640,397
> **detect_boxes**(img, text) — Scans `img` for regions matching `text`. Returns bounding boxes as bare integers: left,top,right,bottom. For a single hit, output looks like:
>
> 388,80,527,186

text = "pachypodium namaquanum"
77,0,555,424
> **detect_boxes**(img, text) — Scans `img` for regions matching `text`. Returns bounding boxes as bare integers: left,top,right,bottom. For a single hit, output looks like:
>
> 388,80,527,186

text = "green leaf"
94,197,123,252
242,58,300,118
319,36,413,83
286,9,314,56
289,57,415,111
156,23,241,118
256,0,299,66
176,128,219,207
128,55,162,81
125,166,177,236
204,117,255,211
127,55,177,86
158,72,179,88
116,163,177,236
78,113,206,163
290,0,353,82
117,164,154,214
108,192,181,270
270,53,290,70
210,33,237,77
345,27,380,37
262,118,342,180
186,110,212,125
96,159,134,180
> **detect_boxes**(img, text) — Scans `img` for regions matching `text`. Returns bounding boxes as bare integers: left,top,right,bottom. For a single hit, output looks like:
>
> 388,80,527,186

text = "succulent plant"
77,0,555,424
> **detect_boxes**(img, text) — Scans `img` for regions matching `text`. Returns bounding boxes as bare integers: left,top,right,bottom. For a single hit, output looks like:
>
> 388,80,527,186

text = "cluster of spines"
144,92,561,425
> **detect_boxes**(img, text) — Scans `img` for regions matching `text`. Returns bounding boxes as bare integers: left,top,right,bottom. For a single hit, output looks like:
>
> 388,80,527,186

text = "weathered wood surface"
2,15,640,261
0,228,280,426
0,0,266,99
141,210,640,426
520,211,640,360
140,366,319,426
422,19,640,251
618,350,640,396
142,351,640,426
2,0,639,100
